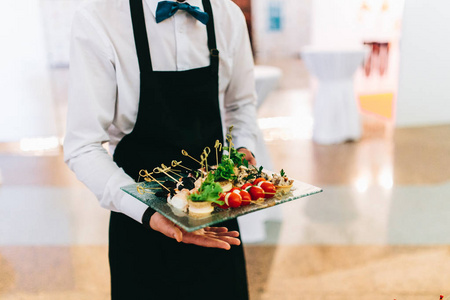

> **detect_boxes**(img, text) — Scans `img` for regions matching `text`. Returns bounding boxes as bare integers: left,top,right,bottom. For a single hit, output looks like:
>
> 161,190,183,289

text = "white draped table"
254,65,282,108
301,46,368,144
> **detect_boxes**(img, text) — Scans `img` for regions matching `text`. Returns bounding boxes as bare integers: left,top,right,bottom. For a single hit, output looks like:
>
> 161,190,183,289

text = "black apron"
108,0,249,299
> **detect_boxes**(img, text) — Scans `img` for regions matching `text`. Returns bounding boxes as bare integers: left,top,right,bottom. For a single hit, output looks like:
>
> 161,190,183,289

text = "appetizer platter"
121,127,323,232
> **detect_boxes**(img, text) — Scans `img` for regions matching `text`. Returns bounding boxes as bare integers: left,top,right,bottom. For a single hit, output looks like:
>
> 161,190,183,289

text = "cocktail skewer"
136,173,171,194
137,184,157,195
214,140,222,166
138,169,154,182
181,149,201,165
144,172,171,192
171,160,193,172
201,147,211,172
139,169,154,178
153,166,178,182
160,163,183,179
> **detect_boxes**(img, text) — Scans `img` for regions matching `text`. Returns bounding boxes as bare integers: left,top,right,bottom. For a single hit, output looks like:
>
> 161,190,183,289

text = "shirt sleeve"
223,9,258,153
63,10,148,224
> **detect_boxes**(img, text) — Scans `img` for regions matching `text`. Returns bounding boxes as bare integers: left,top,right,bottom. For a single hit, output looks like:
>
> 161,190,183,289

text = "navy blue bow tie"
155,1,209,25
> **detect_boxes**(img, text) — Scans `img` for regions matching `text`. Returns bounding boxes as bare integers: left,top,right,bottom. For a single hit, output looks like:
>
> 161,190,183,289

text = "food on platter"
270,169,294,194
167,188,189,212
218,180,233,193
188,199,214,216
135,127,298,217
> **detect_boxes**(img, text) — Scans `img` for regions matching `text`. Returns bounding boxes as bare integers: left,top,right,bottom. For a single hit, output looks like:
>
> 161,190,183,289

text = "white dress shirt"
64,0,258,223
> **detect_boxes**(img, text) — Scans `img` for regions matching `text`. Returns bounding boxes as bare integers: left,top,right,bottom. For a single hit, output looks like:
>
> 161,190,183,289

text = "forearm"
223,9,258,153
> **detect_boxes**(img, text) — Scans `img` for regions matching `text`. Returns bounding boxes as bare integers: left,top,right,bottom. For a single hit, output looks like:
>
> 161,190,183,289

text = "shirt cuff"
119,193,149,224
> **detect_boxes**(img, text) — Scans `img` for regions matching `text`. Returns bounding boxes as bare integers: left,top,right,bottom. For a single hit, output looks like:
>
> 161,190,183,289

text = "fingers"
204,227,240,237
182,234,232,250
237,148,257,166
215,235,241,246
204,227,228,233
204,231,240,238
247,154,257,166
182,231,241,249
151,214,241,249
203,232,241,245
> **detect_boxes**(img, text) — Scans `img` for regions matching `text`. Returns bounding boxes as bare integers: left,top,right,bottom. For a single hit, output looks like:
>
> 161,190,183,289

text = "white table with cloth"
238,65,282,243
301,46,368,144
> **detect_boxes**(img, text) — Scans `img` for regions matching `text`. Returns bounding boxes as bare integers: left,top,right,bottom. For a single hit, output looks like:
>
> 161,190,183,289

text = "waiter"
64,0,258,299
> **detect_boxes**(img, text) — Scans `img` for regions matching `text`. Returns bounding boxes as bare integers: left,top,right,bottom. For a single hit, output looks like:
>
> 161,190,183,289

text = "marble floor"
1,58,450,300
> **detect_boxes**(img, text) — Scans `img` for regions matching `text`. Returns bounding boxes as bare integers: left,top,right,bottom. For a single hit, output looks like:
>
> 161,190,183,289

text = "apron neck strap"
202,0,219,74
130,0,152,72
130,0,219,74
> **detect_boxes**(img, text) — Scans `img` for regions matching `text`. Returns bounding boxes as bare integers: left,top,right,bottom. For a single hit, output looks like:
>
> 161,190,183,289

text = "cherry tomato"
230,187,241,194
241,183,252,190
218,193,229,209
252,178,266,185
249,186,265,200
239,190,251,206
225,192,242,208
258,181,276,198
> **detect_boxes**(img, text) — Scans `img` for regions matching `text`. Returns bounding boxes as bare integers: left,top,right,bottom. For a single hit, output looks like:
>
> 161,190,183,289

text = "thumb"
170,225,183,242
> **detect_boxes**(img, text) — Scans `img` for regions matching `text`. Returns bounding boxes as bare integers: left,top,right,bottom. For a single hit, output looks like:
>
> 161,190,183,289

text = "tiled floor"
1,58,450,299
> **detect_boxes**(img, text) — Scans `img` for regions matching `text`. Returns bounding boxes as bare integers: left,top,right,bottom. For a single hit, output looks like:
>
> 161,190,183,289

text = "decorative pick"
137,170,171,193
139,169,154,178
139,170,164,182
171,160,193,172
147,173,171,192
161,163,182,179
200,147,211,172
214,139,222,166
136,183,158,195
138,169,154,183
181,149,201,165
153,166,178,182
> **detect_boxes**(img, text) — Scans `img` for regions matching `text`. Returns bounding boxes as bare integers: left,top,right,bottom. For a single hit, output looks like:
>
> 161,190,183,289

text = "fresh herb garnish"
243,158,249,168
280,169,286,177
243,173,256,182
258,166,263,175
214,156,236,182
223,146,246,167
188,173,224,205
251,165,264,177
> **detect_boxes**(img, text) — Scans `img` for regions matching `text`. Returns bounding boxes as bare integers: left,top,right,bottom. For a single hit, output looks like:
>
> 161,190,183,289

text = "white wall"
253,0,312,60
311,0,360,47
396,0,450,127
0,0,57,141
310,0,404,47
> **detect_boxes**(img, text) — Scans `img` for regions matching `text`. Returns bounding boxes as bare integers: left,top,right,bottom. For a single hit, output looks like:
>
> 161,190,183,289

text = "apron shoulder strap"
202,0,219,75
130,0,153,72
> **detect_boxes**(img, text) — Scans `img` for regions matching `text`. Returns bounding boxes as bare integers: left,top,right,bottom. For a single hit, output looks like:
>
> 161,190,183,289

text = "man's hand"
150,212,241,250
237,148,257,166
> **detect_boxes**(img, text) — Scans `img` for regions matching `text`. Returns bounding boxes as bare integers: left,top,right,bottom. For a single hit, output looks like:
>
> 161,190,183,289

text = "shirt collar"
145,0,204,18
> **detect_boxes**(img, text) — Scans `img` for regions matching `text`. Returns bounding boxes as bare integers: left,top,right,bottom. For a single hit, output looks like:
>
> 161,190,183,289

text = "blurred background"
1,0,450,299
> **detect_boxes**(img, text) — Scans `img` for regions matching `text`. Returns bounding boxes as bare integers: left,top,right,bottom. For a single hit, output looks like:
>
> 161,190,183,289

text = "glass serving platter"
121,176,322,232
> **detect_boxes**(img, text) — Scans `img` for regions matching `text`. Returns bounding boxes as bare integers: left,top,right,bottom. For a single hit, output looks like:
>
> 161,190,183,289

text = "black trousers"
109,212,249,300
